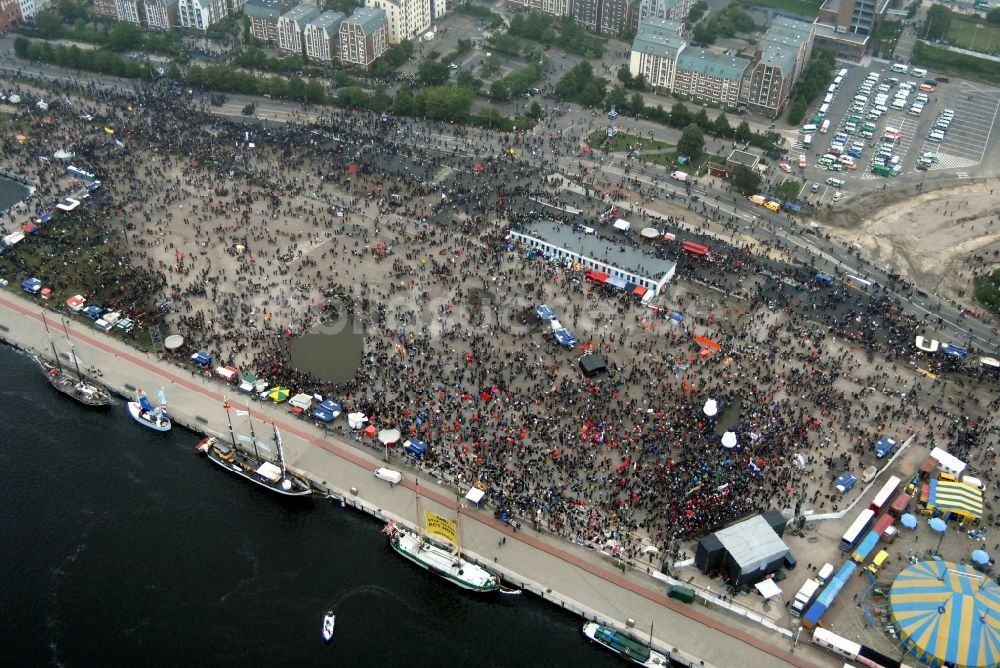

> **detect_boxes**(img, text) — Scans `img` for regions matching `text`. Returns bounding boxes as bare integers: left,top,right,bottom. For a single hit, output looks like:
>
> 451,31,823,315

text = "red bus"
682,241,709,256
869,475,901,514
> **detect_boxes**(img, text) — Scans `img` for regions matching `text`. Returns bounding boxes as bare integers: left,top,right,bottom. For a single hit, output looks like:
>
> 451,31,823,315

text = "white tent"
347,412,368,430
378,428,401,445
612,219,630,232
703,399,718,416
640,227,659,239
915,335,940,352
464,487,486,506
754,578,782,600
721,432,738,448
289,393,313,409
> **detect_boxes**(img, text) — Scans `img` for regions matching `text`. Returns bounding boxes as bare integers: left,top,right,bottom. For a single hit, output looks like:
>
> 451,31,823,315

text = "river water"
0,174,30,213
0,344,619,667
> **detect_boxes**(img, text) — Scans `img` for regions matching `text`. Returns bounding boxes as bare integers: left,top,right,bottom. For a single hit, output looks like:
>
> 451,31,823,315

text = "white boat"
322,611,335,643
127,390,171,432
382,481,499,593
582,622,667,667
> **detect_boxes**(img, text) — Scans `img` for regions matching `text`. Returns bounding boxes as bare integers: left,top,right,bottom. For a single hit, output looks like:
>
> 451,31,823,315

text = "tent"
403,438,428,459
695,533,725,574
267,387,290,403
163,334,184,351
928,479,983,519
56,198,80,212
640,227,659,239
554,327,577,347
3,231,24,247
941,343,967,359
464,486,486,507
289,393,313,410
890,560,1000,668
40,287,51,300
36,212,53,224
83,305,103,320
579,354,607,377
612,219,630,232
755,579,782,600
915,336,940,352
311,400,342,423
66,295,86,312
348,412,368,430
215,366,238,382
238,374,258,392
378,429,401,445
21,277,42,294
535,304,556,321
191,351,212,368
714,514,789,586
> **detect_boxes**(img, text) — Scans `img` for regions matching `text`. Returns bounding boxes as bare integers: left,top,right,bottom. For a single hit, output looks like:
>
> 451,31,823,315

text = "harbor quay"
0,292,834,668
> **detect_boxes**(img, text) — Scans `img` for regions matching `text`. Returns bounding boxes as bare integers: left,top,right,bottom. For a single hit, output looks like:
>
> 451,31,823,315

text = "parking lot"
794,62,1000,197
922,85,1000,175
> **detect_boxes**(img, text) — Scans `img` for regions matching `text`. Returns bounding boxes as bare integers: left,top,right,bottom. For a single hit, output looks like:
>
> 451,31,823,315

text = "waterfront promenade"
0,292,833,668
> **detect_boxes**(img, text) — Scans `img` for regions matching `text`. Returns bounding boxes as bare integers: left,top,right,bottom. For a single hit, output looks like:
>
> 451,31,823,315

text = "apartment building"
114,0,177,29
509,0,571,18
0,0,20,31
813,0,888,60
304,10,345,63
339,5,388,69
245,0,294,43
626,0,693,35
628,17,685,90
572,0,629,37
673,49,748,109
277,3,320,55
365,0,429,43
743,18,813,116
176,0,229,30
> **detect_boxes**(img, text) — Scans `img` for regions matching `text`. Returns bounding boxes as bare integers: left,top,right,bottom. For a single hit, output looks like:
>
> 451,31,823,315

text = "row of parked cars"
926,108,956,144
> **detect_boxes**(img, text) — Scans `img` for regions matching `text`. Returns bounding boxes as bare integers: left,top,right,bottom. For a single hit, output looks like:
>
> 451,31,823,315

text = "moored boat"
322,611,335,643
382,481,499,593
582,622,667,667
195,400,312,497
34,312,110,408
127,389,171,432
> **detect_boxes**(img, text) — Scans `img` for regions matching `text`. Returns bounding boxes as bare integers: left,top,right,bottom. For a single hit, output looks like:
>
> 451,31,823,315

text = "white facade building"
365,0,430,43
177,0,228,30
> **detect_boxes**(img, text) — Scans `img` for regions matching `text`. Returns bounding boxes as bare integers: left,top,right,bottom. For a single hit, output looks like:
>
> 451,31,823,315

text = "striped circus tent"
890,560,1000,668
929,479,984,519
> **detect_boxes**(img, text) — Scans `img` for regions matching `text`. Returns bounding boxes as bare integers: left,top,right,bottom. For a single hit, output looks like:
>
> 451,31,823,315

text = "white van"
819,103,829,115
927,131,944,142
824,94,833,104
801,124,818,133
826,177,844,187
374,467,403,485
961,475,986,491
910,67,927,77
891,63,909,73
817,563,834,584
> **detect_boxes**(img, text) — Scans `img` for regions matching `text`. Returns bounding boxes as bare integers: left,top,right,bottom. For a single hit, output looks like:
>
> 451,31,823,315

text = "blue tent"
21,277,42,294
191,351,212,368
311,400,342,423
941,343,967,359
874,436,897,458
404,438,428,459
554,328,577,347
37,212,53,224
536,305,556,321
84,305,104,320
669,311,685,323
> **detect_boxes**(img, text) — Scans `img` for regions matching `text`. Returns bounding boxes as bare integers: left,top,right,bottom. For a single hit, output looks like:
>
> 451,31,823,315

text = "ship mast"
244,403,262,460
648,621,654,653
271,423,288,479
415,480,424,540
41,311,62,371
455,493,463,561
222,396,238,447
60,316,85,380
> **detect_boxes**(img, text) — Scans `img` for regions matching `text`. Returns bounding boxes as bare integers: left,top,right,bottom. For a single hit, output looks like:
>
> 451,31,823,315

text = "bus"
869,475,901,514
840,509,875,551
820,119,830,134
812,628,861,661
803,134,813,148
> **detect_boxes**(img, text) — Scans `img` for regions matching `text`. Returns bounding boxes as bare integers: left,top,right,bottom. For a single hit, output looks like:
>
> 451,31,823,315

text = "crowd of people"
1,74,997,566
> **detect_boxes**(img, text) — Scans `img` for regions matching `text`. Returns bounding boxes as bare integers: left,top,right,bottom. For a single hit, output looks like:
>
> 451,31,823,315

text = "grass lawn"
640,151,708,171
945,15,1000,53
913,41,1000,85
737,0,823,19
974,269,1000,313
587,130,671,152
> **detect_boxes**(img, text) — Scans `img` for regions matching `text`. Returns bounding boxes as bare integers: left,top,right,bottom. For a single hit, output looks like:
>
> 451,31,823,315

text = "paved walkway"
0,293,834,668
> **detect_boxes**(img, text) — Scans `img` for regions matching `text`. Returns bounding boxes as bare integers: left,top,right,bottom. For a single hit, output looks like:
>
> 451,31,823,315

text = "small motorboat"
322,611,335,643
499,583,522,596
127,390,171,432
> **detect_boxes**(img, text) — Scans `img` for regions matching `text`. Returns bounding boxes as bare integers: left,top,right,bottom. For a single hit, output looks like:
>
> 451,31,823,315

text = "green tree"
677,123,705,162
489,79,511,101
713,112,731,137
528,101,543,119
455,69,481,90
694,108,711,132
34,11,64,39
735,120,752,143
988,7,1000,24
606,85,628,112
479,54,501,77
418,60,450,86
632,74,646,92
730,165,761,196
579,80,606,107
924,4,952,41
369,86,391,112
287,75,306,101
617,65,633,87
338,85,368,108
692,21,716,46
787,98,807,126
13,36,29,59
393,86,416,116
629,92,644,116
669,102,690,128
775,179,801,202
58,0,88,22
105,21,143,52
304,79,327,104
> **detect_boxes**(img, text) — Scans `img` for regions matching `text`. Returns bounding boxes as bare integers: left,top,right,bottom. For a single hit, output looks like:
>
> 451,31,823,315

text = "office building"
340,6,388,69
304,10,345,63
813,0,889,60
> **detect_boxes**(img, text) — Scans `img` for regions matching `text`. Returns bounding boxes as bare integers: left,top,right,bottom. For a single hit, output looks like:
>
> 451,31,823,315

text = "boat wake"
331,584,418,613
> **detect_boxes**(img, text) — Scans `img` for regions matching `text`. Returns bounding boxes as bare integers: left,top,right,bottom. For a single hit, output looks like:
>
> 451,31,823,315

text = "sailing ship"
33,312,110,408
321,611,335,643
195,400,312,497
127,388,171,432
381,482,499,593
581,622,667,667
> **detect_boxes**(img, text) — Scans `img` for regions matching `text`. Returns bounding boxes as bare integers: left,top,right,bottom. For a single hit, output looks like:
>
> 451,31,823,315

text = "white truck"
670,171,688,182
790,579,822,617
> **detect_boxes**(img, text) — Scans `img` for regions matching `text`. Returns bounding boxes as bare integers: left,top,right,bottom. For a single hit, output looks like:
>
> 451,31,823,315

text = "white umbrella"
721,432,738,448
347,412,367,430
793,453,806,469
378,428,401,445
703,399,718,417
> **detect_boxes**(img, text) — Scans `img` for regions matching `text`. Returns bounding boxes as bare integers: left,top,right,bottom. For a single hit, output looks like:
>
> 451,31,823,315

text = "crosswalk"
928,153,979,171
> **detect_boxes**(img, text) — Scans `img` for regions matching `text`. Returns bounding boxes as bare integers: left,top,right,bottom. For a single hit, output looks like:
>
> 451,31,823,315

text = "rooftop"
677,49,748,81
727,149,760,167
244,0,288,19
281,3,320,27
515,220,677,281
811,22,871,46
632,18,686,59
307,9,345,31
715,515,788,568
344,6,387,34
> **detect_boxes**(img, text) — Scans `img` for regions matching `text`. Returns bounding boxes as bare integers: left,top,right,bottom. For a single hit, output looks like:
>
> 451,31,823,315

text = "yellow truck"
764,200,781,212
